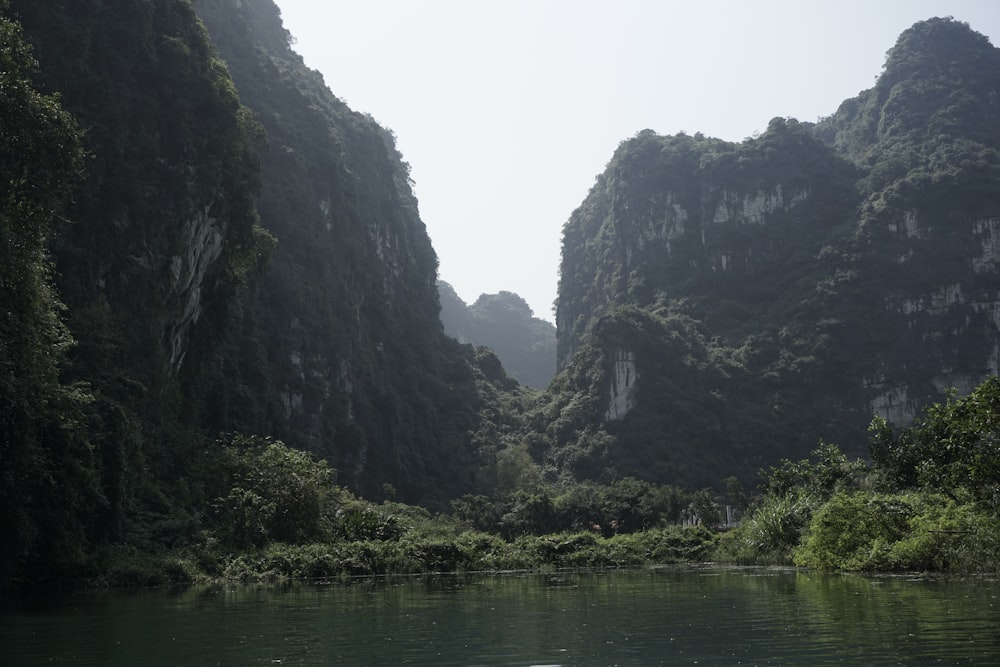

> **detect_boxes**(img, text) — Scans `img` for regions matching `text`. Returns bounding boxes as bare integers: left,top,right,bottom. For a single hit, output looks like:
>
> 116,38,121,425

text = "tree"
870,377,1000,505
688,489,721,528
0,4,93,587
215,435,336,547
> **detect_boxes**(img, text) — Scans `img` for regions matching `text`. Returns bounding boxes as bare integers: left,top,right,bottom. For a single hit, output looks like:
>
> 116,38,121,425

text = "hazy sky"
275,1,1000,322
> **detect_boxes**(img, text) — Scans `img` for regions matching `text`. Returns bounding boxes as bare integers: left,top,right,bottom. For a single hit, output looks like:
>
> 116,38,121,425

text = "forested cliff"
0,0,526,585
192,0,504,503
3,0,270,584
546,17,1000,487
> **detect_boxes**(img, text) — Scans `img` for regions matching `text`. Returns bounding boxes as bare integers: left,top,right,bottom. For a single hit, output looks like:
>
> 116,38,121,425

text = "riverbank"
85,525,717,588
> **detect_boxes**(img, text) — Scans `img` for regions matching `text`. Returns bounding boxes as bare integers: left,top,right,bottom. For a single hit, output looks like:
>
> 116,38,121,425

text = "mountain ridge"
542,16,1000,488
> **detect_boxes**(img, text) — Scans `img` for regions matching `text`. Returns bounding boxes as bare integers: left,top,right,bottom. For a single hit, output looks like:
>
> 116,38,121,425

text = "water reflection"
2,567,997,666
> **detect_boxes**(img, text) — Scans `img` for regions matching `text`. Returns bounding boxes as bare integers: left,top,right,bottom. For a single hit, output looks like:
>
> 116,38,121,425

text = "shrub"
794,491,913,570
336,507,402,542
215,436,335,547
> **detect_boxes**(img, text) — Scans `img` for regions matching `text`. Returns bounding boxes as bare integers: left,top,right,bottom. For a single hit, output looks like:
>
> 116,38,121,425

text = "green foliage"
214,435,335,547
793,491,1000,572
85,523,718,586
687,488,722,527
870,378,1000,505
717,443,864,566
453,477,696,541
0,5,99,588
726,493,815,565
498,489,557,539
336,508,403,542
794,491,912,571
555,478,685,534
718,383,1000,572
763,442,867,499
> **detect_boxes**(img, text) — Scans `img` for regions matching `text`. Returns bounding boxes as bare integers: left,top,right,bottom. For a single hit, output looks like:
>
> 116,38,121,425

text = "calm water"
2,567,998,666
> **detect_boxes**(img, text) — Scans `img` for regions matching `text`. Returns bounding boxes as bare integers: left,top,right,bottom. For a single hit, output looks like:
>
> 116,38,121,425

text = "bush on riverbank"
715,379,1000,573
793,491,1000,572
86,525,717,587
69,434,721,588
81,378,1000,588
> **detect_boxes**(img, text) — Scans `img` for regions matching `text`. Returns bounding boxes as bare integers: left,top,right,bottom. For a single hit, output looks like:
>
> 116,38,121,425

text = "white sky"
274,1,1000,322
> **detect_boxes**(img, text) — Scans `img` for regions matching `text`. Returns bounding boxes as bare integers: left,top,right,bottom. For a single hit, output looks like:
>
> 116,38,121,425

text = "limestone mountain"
439,281,557,388
190,0,534,504
0,0,526,583
3,0,269,579
543,17,1000,488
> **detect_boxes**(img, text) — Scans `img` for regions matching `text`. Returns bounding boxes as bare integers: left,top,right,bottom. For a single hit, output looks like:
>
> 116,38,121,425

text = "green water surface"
2,567,997,665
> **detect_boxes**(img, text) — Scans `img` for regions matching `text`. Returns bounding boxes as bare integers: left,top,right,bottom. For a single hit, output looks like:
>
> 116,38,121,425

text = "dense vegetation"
88,433,716,586
0,2,91,585
1,3,998,590
718,378,1000,572
83,377,1000,585
3,0,270,587
438,280,557,388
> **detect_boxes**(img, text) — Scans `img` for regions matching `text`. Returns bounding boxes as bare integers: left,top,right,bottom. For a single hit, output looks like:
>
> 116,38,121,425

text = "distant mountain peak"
438,281,555,388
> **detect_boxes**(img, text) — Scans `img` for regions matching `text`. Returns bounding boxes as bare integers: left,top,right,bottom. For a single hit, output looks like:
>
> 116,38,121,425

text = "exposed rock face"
195,0,488,502
11,0,264,388
164,207,227,373
548,18,1000,487
605,349,637,421
867,213,1000,425
556,125,852,371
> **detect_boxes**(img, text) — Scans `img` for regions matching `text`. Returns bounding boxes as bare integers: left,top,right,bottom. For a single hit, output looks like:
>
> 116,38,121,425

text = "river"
2,567,997,665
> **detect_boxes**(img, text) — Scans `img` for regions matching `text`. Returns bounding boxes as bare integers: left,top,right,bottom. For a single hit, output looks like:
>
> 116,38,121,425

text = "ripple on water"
1,568,998,666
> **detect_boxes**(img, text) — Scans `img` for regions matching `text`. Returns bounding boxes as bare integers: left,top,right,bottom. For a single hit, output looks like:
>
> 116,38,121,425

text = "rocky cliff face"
194,0,494,502
556,124,857,370
4,0,270,551
817,18,1000,431
866,213,1000,426
11,0,266,387
548,18,1000,487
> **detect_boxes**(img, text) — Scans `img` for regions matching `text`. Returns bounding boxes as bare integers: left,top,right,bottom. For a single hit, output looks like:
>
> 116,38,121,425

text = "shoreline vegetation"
75,378,1000,591
87,527,715,589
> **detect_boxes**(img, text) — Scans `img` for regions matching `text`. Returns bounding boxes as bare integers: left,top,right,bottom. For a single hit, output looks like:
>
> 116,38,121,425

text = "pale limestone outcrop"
707,185,808,227
606,349,637,421
972,218,1000,273
871,215,1000,426
164,206,225,373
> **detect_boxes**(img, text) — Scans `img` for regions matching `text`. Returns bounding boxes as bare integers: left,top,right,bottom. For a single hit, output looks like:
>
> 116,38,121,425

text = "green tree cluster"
870,378,1000,505
718,378,1000,572
213,435,336,547
452,477,696,540
0,3,97,586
